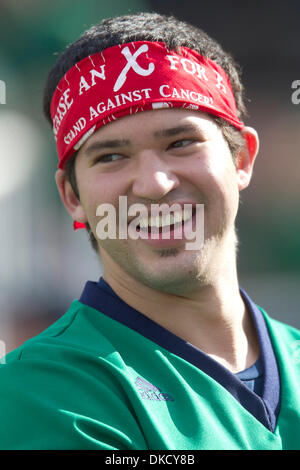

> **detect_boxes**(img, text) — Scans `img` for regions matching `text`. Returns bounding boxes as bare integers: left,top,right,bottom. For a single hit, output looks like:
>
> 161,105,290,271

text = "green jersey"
0,278,299,450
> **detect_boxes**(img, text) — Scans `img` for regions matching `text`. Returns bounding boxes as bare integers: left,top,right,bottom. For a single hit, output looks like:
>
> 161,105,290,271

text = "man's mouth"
136,207,196,234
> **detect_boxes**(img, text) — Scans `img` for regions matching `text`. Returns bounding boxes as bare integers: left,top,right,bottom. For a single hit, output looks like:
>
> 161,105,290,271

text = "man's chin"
99,237,211,293
129,261,207,295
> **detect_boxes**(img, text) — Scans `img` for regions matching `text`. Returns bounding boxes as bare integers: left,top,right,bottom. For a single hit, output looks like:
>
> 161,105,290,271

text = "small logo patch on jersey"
135,376,174,401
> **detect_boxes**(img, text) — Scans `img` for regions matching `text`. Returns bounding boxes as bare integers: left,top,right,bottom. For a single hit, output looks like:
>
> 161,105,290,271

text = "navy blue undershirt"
236,356,264,396
79,278,281,432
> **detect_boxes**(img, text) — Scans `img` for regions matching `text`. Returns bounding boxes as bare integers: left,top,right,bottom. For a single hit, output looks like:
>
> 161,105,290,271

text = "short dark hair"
44,12,247,253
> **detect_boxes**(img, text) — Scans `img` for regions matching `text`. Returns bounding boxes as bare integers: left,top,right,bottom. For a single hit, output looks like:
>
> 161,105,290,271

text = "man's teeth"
139,208,193,229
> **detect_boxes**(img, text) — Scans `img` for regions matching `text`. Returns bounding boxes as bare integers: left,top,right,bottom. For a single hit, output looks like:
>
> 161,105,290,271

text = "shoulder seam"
51,306,80,339
18,304,81,361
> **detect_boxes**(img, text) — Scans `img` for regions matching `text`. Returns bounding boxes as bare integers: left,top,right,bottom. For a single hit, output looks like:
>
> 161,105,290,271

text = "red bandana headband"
50,41,244,230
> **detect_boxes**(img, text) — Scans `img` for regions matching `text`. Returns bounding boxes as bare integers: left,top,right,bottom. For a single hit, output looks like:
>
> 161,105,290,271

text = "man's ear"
55,169,87,224
236,126,260,191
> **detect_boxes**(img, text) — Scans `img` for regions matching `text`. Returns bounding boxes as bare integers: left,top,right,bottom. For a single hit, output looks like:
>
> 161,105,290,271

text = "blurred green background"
0,0,299,352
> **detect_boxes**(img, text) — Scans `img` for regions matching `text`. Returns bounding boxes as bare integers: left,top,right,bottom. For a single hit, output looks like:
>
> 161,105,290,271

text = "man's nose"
131,150,180,200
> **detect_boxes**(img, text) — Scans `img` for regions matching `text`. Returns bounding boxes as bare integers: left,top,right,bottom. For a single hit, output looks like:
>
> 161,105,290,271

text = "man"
0,12,299,450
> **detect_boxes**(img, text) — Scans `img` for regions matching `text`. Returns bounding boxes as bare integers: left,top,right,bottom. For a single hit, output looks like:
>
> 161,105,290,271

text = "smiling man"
57,107,259,374
0,12,300,450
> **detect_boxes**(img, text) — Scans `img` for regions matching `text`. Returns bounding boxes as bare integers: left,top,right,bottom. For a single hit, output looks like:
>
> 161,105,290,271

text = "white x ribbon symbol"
114,44,155,92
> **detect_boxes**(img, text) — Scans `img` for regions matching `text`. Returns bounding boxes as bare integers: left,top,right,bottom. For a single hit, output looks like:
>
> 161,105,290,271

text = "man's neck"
102,265,260,374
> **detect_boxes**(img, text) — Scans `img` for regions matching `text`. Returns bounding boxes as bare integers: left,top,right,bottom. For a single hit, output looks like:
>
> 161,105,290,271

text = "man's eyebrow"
84,124,201,155
84,138,131,155
153,124,200,138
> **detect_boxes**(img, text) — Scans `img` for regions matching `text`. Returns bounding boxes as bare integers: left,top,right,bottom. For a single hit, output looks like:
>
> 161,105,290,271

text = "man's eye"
94,153,124,164
168,139,195,149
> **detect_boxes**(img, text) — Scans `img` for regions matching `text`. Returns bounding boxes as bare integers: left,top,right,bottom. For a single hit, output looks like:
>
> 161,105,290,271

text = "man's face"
74,109,243,293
